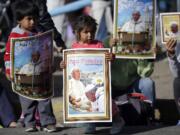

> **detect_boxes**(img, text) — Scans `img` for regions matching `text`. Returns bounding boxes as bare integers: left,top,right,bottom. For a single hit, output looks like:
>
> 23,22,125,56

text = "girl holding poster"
61,14,124,135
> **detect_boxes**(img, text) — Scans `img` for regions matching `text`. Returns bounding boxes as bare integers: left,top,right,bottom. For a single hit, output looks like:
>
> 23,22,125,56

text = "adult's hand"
166,38,177,58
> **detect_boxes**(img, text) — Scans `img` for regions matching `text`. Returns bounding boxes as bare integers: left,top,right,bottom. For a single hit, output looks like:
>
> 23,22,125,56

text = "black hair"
14,0,39,21
72,14,97,40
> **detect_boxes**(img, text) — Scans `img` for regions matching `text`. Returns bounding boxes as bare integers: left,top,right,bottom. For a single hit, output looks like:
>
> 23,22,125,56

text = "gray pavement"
0,125,180,135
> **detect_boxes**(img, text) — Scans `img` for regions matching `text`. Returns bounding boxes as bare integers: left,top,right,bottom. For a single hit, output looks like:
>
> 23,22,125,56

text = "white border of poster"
113,0,156,59
10,30,53,100
63,48,112,123
160,12,180,44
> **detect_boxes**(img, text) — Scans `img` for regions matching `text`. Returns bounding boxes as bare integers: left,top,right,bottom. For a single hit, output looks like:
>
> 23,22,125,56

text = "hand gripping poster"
10,30,53,100
63,49,112,123
113,0,156,59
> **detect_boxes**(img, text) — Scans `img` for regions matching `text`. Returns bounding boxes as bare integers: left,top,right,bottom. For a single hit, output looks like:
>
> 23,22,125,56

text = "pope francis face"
31,51,40,63
132,11,140,22
72,69,81,80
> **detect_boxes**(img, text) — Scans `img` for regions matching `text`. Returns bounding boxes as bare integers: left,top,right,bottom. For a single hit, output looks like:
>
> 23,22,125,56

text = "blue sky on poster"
14,36,52,69
68,56,104,74
118,0,153,27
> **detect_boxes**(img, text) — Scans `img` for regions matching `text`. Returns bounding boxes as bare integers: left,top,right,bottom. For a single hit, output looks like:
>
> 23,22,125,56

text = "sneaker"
43,124,57,133
8,121,17,128
84,123,96,134
25,126,38,132
110,117,125,135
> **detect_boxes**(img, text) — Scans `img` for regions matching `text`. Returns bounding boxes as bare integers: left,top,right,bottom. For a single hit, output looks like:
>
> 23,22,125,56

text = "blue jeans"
19,96,56,127
131,78,156,103
112,77,156,104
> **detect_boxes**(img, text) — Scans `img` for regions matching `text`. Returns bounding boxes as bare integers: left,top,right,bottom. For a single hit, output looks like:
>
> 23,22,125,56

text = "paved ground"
0,125,180,135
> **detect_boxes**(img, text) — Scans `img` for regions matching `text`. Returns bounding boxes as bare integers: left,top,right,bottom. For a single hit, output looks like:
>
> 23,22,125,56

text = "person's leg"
173,77,180,125
0,86,16,127
19,96,37,131
84,123,96,134
38,99,56,132
110,100,125,135
133,77,155,104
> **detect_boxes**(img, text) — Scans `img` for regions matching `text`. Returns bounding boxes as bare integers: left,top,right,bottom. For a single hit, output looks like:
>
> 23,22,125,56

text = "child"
4,1,56,132
61,14,125,135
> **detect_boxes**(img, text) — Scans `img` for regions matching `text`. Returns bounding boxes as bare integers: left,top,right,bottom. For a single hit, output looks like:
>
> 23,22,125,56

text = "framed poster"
113,0,156,59
63,49,112,123
10,30,53,100
160,12,180,44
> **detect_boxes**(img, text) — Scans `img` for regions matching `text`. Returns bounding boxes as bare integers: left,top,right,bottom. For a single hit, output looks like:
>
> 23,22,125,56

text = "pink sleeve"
98,41,104,48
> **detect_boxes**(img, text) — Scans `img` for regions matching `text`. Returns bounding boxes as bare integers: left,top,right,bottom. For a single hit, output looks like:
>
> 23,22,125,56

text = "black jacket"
11,0,66,48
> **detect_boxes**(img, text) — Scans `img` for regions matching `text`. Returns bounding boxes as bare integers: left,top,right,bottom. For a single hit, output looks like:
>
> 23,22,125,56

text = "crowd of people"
0,0,180,134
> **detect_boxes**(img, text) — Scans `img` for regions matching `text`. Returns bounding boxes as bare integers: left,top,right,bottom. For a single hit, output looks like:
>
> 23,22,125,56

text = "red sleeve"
4,32,28,76
97,41,104,48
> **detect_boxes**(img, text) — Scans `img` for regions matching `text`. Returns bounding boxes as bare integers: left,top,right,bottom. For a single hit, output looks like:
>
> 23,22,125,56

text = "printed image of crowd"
68,66,105,114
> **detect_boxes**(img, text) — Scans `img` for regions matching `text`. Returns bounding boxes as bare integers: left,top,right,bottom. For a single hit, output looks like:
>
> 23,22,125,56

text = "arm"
36,0,66,49
166,38,180,77
137,60,154,78
168,56,180,77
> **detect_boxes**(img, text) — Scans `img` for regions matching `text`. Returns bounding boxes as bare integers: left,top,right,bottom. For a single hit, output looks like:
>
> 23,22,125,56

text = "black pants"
173,77,180,118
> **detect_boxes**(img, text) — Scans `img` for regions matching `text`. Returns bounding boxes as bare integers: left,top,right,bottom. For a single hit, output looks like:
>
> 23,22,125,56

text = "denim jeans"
112,77,156,104
19,96,56,127
131,77,156,103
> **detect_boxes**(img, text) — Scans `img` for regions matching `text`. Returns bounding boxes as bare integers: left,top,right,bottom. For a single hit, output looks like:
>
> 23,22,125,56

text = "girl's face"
18,16,37,32
79,27,95,44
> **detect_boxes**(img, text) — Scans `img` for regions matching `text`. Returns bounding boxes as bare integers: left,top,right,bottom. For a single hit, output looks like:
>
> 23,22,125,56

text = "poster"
160,12,180,44
113,0,156,59
10,30,53,100
63,49,112,123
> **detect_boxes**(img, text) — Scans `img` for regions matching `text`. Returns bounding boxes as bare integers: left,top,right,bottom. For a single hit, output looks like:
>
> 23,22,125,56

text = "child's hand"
60,60,66,69
165,38,176,57
105,52,115,61
109,36,118,47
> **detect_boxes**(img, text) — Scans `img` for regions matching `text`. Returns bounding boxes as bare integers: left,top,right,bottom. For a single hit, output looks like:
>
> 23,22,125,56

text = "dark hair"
72,14,97,39
14,0,39,21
